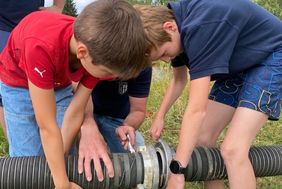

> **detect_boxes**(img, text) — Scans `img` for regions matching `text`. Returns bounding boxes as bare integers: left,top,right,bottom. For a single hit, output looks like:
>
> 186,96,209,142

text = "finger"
149,127,156,135
152,134,159,143
78,154,84,174
124,142,129,150
128,132,136,147
101,154,114,178
93,156,104,182
119,130,127,141
84,156,93,181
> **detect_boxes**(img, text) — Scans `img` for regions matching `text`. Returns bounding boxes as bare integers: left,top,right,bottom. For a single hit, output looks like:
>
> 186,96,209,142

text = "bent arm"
123,96,147,130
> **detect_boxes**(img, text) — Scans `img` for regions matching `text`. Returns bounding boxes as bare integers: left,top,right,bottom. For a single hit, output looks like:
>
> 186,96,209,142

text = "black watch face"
170,160,181,174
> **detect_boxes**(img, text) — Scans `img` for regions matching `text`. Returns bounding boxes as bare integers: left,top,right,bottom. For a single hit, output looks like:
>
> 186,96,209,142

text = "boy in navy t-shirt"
78,67,152,181
135,0,282,188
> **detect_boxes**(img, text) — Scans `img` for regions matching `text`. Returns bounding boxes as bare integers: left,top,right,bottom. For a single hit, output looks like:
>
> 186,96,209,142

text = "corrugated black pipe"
185,145,282,181
0,153,144,189
0,142,281,189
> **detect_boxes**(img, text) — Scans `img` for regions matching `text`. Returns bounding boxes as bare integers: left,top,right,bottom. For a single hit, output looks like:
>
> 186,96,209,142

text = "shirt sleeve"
128,67,152,98
80,74,100,89
184,21,239,80
23,38,55,89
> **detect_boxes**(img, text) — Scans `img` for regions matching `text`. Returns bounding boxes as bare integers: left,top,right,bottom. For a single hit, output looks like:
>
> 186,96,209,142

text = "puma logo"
34,67,46,78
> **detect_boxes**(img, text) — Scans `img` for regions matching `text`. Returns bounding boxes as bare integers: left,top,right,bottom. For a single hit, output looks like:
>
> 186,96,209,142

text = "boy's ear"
76,43,89,59
163,21,177,33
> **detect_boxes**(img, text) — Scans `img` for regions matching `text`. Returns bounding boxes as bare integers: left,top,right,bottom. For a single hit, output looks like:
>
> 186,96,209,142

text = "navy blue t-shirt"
0,0,44,32
169,0,282,80
92,67,152,119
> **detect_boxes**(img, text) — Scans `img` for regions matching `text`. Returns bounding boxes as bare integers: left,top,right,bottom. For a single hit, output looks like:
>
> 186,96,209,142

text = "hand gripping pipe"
0,140,281,189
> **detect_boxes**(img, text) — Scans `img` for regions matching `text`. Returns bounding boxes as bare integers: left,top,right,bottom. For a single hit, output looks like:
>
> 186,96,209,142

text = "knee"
220,141,249,165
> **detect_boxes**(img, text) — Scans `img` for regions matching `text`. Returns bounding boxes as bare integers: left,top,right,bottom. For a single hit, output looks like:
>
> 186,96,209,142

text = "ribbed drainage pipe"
0,153,144,189
0,141,281,189
184,145,282,181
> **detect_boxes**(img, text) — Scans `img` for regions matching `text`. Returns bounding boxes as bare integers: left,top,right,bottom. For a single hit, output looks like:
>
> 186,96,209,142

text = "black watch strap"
169,159,187,174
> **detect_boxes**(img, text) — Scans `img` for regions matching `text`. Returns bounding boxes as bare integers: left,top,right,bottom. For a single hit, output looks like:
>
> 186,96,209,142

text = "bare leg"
220,107,268,189
197,100,235,189
0,106,6,137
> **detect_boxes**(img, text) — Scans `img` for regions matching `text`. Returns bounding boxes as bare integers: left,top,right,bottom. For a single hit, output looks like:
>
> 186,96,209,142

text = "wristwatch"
169,159,187,174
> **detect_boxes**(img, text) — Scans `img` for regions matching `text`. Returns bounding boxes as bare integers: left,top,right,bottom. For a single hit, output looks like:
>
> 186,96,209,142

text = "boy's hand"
78,120,114,182
166,174,185,189
116,125,136,150
149,116,164,143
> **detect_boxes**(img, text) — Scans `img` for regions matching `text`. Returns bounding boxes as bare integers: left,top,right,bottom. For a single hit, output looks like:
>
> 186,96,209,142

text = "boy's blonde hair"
74,0,150,80
134,4,175,51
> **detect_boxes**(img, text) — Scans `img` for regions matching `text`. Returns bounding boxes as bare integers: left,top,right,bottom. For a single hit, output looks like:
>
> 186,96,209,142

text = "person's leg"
202,77,244,189
94,114,127,153
220,47,282,189
135,130,145,147
221,108,267,189
1,83,43,156
1,83,73,156
94,114,145,153
0,103,6,136
197,100,235,189
0,30,11,137
55,85,73,128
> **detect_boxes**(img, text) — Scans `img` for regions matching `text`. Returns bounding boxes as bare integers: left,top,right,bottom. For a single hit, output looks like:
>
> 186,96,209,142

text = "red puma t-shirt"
0,11,99,89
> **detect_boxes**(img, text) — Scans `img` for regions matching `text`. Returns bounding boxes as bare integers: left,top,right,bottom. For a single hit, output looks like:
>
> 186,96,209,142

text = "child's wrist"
54,180,70,189
54,175,70,189
155,113,165,119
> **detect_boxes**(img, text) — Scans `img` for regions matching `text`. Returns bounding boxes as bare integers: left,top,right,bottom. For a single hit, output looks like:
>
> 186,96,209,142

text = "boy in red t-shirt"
0,0,149,188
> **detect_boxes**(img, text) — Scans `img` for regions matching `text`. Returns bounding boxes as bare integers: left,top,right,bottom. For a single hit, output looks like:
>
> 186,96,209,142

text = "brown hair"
134,4,175,51
74,0,150,80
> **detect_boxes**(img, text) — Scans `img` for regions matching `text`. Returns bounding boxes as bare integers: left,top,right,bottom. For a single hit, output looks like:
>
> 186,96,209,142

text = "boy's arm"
62,83,114,182
77,96,114,182
150,66,187,142
124,96,147,129
28,81,70,189
116,96,147,148
62,83,92,153
167,76,211,189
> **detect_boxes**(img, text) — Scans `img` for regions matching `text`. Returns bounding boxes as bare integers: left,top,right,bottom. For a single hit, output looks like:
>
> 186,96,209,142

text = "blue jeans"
94,113,145,153
209,47,282,120
0,83,73,156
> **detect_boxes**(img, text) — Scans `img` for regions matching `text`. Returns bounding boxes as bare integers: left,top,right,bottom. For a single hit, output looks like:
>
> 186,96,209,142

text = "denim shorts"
94,113,145,153
209,47,282,120
0,83,73,156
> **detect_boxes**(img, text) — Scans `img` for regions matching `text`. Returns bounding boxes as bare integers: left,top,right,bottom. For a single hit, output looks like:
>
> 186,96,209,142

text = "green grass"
0,63,281,188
